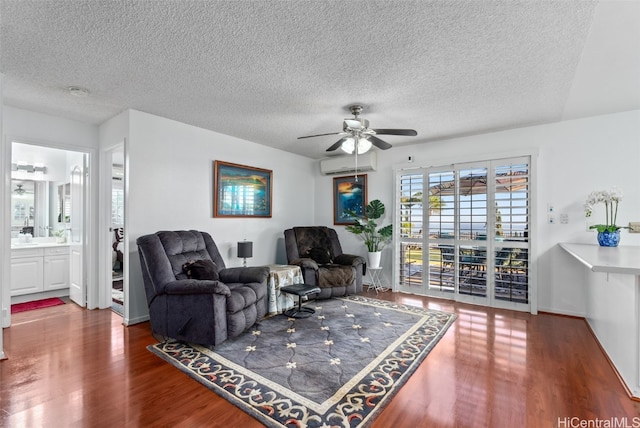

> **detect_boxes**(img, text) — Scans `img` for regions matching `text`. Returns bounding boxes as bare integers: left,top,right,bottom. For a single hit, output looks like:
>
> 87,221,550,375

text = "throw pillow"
307,247,332,264
183,259,219,281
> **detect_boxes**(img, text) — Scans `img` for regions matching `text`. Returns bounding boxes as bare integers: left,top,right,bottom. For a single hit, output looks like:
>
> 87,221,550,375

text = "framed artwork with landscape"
214,160,272,217
333,174,367,225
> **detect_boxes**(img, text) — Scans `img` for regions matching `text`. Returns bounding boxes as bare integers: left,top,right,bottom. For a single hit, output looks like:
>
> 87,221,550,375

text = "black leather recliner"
284,226,366,299
136,230,269,346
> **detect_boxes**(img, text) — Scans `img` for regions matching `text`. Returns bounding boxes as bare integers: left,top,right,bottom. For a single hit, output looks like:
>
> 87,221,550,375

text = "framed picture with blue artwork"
333,174,367,225
214,160,272,217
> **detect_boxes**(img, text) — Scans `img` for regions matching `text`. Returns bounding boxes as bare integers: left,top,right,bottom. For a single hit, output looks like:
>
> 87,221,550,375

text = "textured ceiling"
1,1,639,159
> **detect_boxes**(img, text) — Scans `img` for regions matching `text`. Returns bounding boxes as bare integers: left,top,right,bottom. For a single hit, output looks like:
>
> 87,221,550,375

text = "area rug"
148,295,456,427
11,297,65,314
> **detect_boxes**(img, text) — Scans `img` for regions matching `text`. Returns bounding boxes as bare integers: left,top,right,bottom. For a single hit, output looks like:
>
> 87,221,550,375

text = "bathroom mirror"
10,179,67,238
11,179,36,234
58,183,71,224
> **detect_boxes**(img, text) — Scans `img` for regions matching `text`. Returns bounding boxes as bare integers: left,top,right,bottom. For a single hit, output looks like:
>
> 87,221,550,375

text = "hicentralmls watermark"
557,417,640,428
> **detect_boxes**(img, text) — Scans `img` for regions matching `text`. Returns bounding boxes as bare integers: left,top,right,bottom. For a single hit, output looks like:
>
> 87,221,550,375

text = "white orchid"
584,187,626,232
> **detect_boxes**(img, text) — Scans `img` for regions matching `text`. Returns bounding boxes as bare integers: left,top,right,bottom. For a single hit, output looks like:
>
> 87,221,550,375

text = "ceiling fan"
298,105,418,153
13,184,29,195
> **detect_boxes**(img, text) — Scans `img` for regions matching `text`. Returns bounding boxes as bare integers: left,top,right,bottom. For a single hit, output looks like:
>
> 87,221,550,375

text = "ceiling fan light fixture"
357,138,372,154
340,136,372,154
298,104,416,153
340,137,355,154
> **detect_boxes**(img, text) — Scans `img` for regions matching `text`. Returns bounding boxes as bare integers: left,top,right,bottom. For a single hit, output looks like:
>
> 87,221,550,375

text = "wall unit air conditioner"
319,151,377,175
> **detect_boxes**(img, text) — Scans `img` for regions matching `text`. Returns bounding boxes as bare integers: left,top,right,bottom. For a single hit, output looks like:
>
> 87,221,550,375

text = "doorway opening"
109,147,124,316
7,141,90,324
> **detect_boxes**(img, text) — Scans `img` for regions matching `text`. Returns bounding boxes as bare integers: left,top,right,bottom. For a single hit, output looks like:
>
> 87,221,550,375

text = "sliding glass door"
396,156,532,312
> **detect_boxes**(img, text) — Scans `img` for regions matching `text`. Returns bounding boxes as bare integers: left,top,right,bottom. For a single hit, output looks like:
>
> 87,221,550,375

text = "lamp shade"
237,241,253,258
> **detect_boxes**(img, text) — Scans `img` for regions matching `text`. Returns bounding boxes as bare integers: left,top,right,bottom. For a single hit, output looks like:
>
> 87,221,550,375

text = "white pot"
368,251,382,269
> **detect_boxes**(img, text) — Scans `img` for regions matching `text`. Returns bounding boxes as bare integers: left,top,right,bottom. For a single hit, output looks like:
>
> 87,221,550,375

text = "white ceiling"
1,1,639,160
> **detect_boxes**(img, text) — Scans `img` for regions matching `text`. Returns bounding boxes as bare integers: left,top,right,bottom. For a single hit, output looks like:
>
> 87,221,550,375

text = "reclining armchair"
284,226,366,299
136,230,269,347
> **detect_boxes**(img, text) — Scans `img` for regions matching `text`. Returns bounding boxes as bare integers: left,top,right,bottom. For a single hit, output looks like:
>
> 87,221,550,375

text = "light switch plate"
629,222,640,233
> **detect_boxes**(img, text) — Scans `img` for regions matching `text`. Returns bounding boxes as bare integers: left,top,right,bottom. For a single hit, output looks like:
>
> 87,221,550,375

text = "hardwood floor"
2,292,639,427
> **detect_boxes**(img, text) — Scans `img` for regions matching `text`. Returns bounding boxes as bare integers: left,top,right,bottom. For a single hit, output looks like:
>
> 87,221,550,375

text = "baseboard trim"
124,314,149,326
537,306,585,318
538,310,584,320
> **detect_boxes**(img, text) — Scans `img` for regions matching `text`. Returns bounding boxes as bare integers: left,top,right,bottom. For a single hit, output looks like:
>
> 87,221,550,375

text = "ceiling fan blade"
298,132,342,139
373,128,417,136
326,137,349,152
368,135,392,150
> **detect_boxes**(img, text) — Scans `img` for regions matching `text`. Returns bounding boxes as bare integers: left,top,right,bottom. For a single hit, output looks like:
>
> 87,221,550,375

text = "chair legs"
284,295,315,318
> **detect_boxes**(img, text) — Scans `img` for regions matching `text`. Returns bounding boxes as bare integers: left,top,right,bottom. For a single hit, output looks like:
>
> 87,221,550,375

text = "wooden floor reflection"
1,291,639,427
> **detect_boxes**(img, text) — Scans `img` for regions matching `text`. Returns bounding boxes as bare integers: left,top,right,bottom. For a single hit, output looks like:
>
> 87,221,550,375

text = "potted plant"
584,187,627,247
54,228,66,244
345,199,393,268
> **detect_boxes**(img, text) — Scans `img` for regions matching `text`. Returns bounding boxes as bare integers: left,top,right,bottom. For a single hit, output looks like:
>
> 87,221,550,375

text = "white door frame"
100,143,126,313
0,73,5,358
2,136,99,328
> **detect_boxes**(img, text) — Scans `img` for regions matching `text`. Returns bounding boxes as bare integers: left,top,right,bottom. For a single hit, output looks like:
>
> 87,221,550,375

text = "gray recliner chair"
136,230,269,347
284,226,365,299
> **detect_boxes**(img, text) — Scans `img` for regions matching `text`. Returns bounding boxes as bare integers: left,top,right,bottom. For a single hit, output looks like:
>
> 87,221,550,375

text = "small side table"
265,264,304,315
366,267,387,293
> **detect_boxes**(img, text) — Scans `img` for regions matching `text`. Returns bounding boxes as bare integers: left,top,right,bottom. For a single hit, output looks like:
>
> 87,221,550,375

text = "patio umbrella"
429,171,527,196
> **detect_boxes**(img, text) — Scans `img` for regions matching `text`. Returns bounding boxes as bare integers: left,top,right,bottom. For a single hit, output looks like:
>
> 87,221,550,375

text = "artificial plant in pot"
345,199,393,269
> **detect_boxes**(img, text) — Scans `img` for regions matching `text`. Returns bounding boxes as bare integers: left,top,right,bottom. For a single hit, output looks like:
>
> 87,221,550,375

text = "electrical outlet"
629,222,640,233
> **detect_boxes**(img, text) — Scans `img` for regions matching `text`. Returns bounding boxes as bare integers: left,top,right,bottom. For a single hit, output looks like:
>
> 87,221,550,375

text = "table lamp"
237,241,253,267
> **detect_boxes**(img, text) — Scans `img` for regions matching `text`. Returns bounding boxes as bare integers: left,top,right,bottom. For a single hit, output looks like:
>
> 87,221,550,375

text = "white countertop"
11,240,69,249
559,243,640,275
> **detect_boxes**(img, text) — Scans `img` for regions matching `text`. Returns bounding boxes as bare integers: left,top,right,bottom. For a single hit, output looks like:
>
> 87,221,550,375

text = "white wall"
124,110,316,323
3,106,99,150
1,73,5,358
314,110,640,316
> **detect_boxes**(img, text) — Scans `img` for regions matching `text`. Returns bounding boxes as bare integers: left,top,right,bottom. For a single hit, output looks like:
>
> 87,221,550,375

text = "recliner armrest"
333,254,366,274
219,266,269,284
163,279,231,296
290,258,319,271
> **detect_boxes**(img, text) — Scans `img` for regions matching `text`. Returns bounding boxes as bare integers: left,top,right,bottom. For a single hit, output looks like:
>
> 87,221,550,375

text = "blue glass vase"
597,230,620,247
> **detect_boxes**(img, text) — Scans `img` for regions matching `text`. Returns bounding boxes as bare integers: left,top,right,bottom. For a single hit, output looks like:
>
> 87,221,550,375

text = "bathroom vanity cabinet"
11,244,70,296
